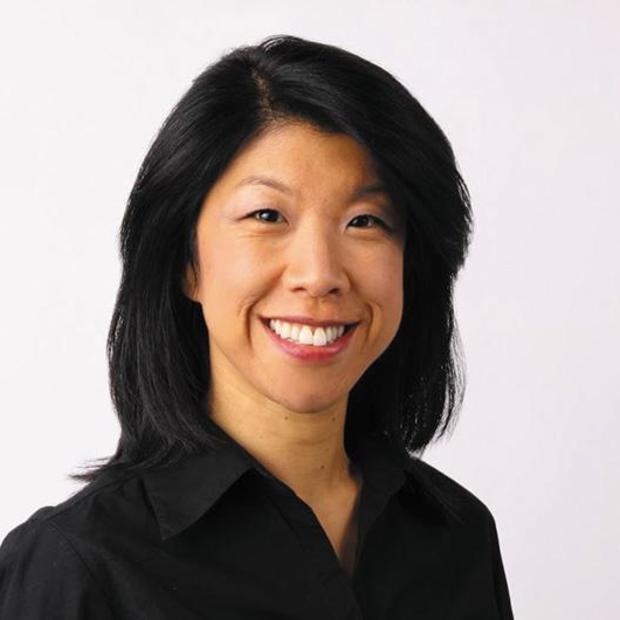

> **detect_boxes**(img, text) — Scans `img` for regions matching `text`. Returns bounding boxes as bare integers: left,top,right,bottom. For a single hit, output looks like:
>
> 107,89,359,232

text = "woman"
0,35,513,618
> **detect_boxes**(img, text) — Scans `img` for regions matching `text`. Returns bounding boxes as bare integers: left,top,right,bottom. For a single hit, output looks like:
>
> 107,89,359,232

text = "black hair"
69,34,473,484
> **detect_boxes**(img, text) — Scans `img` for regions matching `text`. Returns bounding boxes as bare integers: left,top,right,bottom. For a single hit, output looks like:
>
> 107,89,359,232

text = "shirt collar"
142,417,443,541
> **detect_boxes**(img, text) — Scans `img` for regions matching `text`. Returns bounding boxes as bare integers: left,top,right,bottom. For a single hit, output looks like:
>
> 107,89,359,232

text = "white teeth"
268,319,346,346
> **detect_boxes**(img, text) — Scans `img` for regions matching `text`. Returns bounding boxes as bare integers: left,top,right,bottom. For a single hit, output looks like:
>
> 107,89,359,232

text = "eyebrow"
234,174,389,202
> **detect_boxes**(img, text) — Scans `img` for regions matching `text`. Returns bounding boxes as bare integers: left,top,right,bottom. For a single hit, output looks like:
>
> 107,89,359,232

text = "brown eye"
350,214,389,230
246,209,391,231
247,209,284,224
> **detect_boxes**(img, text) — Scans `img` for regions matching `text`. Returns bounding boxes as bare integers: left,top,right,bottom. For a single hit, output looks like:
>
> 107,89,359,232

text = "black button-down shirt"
0,418,514,619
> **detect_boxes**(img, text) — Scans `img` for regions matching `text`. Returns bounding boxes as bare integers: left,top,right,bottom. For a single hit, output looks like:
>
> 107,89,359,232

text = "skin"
183,120,405,572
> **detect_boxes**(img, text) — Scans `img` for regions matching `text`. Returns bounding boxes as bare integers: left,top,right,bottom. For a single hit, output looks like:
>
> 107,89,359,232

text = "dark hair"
69,34,472,484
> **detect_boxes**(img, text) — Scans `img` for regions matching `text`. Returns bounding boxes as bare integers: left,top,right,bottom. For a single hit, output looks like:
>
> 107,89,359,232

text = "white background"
1,1,618,617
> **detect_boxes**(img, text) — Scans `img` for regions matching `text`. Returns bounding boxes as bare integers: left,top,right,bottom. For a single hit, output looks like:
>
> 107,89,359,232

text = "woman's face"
185,121,406,415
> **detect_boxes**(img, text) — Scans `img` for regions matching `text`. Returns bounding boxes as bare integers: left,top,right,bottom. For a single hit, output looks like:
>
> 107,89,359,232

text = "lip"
260,317,358,362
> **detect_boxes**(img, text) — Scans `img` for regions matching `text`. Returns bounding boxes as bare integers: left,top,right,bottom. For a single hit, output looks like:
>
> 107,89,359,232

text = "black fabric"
0,418,514,619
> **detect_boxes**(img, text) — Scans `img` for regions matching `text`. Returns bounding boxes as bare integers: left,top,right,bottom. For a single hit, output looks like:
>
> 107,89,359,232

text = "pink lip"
260,318,357,362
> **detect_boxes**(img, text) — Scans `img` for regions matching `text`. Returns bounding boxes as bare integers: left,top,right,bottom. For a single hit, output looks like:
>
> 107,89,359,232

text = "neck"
206,389,356,505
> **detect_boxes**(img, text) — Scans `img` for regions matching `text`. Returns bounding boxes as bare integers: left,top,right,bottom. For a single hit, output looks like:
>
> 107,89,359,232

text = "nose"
283,218,351,298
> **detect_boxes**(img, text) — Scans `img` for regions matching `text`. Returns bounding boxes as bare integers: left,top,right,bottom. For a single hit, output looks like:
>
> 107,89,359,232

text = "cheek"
358,249,403,302
205,240,262,289
198,234,268,324
381,273,404,332
360,252,404,341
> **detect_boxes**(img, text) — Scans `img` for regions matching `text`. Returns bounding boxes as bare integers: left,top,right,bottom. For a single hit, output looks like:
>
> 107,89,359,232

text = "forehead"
213,122,383,197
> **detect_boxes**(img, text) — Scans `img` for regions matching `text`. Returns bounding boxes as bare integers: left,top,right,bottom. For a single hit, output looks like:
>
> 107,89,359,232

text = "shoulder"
0,472,139,619
0,507,81,577
2,467,135,539
402,458,514,617
402,456,496,533
0,512,113,618
401,456,505,574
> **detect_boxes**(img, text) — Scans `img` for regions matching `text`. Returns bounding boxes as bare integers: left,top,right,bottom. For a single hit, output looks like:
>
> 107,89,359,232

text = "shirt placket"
259,478,364,620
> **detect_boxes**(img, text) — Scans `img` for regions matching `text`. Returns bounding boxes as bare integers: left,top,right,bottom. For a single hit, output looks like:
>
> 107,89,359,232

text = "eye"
248,208,284,224
246,209,390,230
349,214,390,230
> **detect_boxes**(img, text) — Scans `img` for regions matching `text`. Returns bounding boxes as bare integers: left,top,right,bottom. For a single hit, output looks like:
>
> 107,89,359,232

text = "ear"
182,263,200,302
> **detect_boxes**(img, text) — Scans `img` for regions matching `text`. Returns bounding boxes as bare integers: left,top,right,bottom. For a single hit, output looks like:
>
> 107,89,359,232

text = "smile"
260,317,358,362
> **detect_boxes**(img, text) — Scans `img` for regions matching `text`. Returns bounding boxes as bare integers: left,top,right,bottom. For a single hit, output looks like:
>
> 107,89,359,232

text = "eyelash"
246,209,391,231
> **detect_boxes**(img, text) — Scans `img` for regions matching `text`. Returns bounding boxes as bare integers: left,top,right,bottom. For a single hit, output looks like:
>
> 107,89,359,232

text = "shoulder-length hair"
70,34,472,484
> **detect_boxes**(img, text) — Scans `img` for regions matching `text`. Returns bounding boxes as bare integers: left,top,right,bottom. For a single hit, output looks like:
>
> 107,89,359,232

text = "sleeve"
487,511,514,619
0,519,114,620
